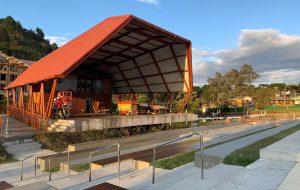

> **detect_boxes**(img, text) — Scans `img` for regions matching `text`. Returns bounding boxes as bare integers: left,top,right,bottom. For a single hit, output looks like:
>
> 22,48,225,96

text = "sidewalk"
0,115,39,141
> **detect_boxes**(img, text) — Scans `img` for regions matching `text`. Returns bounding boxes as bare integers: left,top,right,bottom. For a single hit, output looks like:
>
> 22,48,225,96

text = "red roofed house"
6,15,194,130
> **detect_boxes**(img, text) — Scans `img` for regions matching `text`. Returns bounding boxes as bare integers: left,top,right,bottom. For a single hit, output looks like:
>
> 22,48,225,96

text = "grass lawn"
223,124,300,166
71,163,89,172
0,143,17,164
264,105,300,111
156,150,196,170
45,167,60,173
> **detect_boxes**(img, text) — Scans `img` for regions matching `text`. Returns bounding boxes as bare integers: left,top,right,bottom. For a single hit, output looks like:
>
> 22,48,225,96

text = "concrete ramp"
260,130,300,162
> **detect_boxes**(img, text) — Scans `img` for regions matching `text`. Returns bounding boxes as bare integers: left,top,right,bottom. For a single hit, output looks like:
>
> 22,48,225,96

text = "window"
1,74,6,81
77,77,104,93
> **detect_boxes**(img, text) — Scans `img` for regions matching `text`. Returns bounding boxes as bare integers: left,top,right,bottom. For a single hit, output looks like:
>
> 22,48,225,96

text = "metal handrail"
48,149,68,181
152,132,204,184
88,143,120,182
20,154,37,181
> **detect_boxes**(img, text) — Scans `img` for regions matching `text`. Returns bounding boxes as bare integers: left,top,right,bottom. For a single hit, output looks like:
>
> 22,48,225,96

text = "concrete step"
51,125,69,130
11,181,57,190
108,165,169,190
278,163,300,190
3,139,35,146
170,164,244,190
140,164,244,190
212,159,295,190
6,142,41,153
47,128,67,132
57,119,75,124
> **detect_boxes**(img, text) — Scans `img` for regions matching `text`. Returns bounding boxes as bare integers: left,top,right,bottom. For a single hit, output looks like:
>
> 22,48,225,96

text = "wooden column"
19,87,24,109
12,88,16,106
6,90,9,107
40,83,45,117
186,43,193,92
29,85,34,113
45,79,57,119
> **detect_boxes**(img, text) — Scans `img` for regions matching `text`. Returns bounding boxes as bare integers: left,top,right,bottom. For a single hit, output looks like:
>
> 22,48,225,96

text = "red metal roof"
8,15,191,89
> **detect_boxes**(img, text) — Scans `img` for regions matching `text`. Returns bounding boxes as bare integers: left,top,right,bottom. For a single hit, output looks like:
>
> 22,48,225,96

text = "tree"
35,27,45,39
268,83,287,91
0,16,57,60
200,64,259,108
252,87,276,110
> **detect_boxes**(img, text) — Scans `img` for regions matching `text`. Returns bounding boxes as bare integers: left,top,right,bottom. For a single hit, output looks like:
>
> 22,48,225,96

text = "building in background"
0,51,33,97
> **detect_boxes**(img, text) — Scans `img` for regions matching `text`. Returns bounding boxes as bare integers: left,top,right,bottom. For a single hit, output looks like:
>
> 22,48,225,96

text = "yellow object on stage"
33,92,41,104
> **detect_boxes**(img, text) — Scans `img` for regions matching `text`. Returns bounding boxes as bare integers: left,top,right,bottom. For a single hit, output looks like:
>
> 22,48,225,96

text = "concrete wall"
71,113,198,132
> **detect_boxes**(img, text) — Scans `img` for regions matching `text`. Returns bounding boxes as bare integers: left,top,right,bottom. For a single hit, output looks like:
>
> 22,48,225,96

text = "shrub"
0,143,15,163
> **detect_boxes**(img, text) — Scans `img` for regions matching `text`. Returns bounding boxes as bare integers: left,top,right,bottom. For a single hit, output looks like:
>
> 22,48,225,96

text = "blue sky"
1,0,300,85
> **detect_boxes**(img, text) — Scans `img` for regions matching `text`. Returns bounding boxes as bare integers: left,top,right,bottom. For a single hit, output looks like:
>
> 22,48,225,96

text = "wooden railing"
7,105,45,129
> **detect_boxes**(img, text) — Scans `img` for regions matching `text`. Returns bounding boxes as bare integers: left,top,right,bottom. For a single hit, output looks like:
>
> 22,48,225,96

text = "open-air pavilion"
6,15,195,130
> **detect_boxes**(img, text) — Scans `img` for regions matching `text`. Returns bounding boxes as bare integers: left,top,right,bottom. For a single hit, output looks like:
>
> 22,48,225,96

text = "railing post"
49,158,51,181
68,149,70,179
152,147,156,184
89,153,92,182
34,157,37,180
200,133,204,179
117,144,121,180
20,161,23,181
5,117,9,135
151,133,204,185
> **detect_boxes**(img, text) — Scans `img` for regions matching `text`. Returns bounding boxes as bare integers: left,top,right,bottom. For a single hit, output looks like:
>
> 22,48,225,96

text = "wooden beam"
124,26,170,45
113,80,184,88
169,45,190,92
99,37,158,62
149,52,170,93
132,58,151,93
130,20,191,45
115,64,134,93
112,69,189,82
112,39,149,52
98,49,132,60
109,55,185,75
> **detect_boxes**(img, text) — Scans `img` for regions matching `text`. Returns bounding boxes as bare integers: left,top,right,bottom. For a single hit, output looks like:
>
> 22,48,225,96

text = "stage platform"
49,113,198,132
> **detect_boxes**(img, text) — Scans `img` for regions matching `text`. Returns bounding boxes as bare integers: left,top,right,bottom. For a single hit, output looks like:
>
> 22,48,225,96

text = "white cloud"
255,69,300,85
137,0,161,5
193,29,300,86
45,35,70,47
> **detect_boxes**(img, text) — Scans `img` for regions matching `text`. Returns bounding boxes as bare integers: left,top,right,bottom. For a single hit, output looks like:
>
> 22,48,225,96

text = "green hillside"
0,16,57,61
